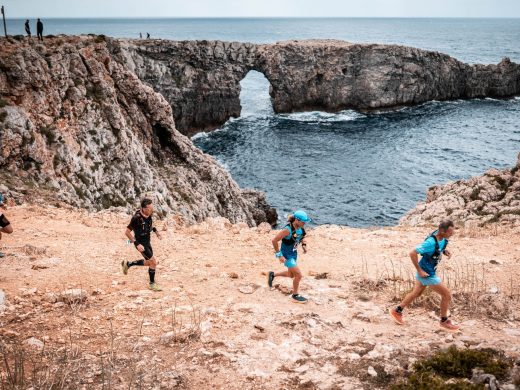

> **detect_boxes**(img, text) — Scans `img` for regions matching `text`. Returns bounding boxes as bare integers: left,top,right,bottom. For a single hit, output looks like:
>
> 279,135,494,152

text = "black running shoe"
268,271,275,288
291,294,308,304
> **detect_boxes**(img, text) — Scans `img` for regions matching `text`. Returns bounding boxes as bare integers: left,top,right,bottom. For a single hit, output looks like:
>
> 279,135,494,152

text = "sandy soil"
0,204,519,389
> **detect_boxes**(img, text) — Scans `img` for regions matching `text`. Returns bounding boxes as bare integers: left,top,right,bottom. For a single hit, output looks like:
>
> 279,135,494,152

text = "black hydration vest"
425,230,448,264
281,223,306,247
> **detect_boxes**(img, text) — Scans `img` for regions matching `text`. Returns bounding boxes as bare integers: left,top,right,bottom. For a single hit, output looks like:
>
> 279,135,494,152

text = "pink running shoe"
439,319,460,333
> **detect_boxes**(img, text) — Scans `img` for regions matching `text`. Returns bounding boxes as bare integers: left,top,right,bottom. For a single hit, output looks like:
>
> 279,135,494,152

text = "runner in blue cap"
268,210,311,303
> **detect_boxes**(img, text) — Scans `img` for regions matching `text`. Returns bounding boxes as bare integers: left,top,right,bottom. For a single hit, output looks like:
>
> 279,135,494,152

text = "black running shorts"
136,241,153,260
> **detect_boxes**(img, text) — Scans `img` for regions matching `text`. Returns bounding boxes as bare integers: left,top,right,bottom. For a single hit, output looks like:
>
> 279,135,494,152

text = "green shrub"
414,346,511,380
392,347,513,390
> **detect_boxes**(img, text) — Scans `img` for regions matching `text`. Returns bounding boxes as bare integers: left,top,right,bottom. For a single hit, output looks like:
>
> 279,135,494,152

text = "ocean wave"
278,110,365,123
191,131,209,141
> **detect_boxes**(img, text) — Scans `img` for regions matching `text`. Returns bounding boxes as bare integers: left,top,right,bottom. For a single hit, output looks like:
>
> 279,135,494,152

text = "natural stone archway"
109,38,520,136
238,70,274,116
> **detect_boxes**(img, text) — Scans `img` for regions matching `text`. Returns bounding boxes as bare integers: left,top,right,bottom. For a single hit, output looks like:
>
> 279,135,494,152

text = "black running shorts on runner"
137,241,153,260
0,214,10,228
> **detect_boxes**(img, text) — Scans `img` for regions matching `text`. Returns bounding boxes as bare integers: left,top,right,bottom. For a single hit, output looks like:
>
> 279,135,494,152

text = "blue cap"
294,210,311,223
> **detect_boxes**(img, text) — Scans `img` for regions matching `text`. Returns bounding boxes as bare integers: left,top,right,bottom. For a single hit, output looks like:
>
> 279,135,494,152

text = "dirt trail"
1,205,519,388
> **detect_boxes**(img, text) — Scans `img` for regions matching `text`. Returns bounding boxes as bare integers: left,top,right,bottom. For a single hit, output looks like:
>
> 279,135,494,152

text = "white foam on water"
191,131,209,141
278,109,365,123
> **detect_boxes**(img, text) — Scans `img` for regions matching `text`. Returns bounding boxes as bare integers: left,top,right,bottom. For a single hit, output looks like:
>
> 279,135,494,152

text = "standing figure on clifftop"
268,210,311,304
389,220,460,333
121,198,163,291
36,18,43,41
24,19,31,39
0,193,13,258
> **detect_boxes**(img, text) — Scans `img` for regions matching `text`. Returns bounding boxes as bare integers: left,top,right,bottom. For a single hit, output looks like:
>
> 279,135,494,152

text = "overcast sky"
3,0,520,18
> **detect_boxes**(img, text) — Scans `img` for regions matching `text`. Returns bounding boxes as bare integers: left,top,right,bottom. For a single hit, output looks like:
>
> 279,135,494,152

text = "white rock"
60,289,87,304
367,366,378,377
489,286,499,294
346,352,361,360
20,288,37,297
238,283,260,294
0,290,5,312
25,337,44,350
160,331,174,344
200,320,212,336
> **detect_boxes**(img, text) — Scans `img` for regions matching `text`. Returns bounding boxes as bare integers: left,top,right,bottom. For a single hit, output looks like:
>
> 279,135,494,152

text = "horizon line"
5,16,520,19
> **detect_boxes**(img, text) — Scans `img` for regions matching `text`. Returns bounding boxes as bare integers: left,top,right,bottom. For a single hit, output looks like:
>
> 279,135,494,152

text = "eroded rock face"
0,36,276,226
112,39,520,135
400,153,520,227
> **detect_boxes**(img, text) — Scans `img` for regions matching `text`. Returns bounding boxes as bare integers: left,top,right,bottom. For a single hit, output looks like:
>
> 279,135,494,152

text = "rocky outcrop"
400,153,520,227
110,39,520,135
0,36,276,226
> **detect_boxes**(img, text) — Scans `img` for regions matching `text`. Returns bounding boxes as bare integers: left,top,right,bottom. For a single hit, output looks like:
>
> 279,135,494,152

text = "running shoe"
267,271,275,288
0,252,4,258
149,283,163,292
389,307,405,325
121,260,129,275
291,294,308,304
439,319,460,333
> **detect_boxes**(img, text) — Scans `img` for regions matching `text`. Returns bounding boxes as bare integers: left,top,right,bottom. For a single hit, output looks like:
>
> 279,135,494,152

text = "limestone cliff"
400,153,520,227
0,36,277,225
111,39,520,135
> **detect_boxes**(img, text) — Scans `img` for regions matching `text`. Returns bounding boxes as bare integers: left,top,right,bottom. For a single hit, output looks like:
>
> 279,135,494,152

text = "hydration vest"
423,230,448,266
281,223,306,248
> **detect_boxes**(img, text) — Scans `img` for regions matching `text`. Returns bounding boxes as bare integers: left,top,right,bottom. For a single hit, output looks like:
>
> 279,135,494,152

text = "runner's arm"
152,226,162,240
271,229,290,253
125,228,135,243
409,249,428,276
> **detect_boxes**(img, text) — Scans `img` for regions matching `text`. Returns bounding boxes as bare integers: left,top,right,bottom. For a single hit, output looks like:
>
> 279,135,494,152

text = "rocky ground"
401,153,520,227
1,204,519,389
0,36,276,226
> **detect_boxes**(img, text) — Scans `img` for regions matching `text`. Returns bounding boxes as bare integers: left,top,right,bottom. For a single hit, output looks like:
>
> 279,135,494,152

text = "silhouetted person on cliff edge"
121,198,163,291
139,32,142,39
146,32,150,39
24,19,31,38
0,193,13,258
389,220,460,333
36,18,43,41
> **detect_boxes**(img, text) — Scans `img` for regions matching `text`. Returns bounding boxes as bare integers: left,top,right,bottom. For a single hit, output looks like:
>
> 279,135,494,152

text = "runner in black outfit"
122,198,163,291
0,193,13,258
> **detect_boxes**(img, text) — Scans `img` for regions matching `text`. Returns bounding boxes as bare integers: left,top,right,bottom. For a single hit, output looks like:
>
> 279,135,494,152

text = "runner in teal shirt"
268,210,311,304
389,220,460,333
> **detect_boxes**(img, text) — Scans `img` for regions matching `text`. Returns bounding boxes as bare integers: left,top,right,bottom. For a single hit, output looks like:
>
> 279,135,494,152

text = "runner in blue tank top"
389,220,460,333
267,210,311,304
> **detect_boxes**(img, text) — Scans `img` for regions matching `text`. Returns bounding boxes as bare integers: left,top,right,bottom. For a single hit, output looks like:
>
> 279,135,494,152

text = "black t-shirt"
127,209,153,243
